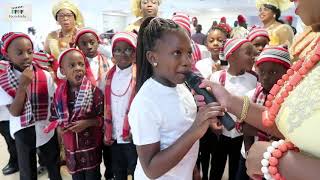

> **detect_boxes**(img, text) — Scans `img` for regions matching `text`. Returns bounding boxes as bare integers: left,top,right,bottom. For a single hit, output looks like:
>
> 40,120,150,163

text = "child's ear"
60,67,66,76
146,50,158,65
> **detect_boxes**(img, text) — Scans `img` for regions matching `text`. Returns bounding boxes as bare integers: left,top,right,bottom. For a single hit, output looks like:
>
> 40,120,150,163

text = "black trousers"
0,121,18,166
198,130,218,180
103,144,113,179
235,155,250,180
211,135,243,180
14,126,62,180
111,142,137,180
71,166,101,180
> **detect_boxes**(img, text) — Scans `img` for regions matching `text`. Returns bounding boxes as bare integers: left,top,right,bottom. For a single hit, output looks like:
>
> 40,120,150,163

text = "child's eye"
90,41,95,45
173,50,182,56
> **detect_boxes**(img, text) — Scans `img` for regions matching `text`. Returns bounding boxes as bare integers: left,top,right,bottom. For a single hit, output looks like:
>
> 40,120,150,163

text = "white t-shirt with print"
0,68,55,147
129,78,199,180
210,71,257,138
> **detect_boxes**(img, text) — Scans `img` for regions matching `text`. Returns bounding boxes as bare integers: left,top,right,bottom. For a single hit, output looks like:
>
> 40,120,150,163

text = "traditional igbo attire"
49,49,103,178
104,32,138,179
256,0,294,47
51,76,103,175
276,32,320,158
0,32,61,180
45,0,84,59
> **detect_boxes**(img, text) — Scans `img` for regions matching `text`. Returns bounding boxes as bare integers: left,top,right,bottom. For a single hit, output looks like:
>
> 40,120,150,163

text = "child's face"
113,41,135,70
232,42,257,72
77,33,99,58
140,0,159,17
257,62,287,92
148,30,192,86
6,37,33,71
60,51,86,87
251,36,269,55
206,29,226,59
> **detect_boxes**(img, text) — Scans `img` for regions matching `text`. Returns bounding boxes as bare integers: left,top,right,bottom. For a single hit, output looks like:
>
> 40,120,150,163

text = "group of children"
0,29,138,180
0,16,292,180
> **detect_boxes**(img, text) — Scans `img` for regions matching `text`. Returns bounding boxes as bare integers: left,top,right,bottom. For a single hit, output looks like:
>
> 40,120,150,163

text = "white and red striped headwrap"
247,27,270,42
223,38,250,60
74,27,101,46
1,32,33,56
172,12,191,36
111,32,137,51
256,46,291,69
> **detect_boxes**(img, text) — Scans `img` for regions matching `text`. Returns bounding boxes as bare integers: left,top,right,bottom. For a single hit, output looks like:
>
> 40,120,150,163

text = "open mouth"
74,72,84,82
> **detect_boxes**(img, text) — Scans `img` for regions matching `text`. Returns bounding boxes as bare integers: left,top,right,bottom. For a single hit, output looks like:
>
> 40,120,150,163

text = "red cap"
285,16,293,23
237,15,246,24
220,17,226,23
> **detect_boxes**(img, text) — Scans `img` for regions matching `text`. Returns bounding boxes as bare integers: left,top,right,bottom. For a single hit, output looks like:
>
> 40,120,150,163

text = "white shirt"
196,57,228,79
0,69,55,147
129,78,199,180
111,65,133,144
210,71,257,138
87,54,113,92
0,105,10,121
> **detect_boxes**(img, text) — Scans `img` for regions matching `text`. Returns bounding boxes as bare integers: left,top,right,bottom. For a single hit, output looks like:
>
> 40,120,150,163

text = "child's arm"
9,66,33,116
67,87,103,133
136,103,224,179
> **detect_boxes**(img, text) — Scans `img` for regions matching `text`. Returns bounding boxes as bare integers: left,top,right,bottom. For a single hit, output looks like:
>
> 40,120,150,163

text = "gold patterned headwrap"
256,0,293,11
131,0,161,17
52,0,84,27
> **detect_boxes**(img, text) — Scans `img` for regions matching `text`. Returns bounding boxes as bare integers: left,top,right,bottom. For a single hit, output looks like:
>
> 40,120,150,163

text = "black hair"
263,4,284,24
207,25,230,38
136,17,181,92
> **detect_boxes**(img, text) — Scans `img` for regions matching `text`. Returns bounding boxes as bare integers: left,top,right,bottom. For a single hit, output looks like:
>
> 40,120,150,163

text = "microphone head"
185,72,202,89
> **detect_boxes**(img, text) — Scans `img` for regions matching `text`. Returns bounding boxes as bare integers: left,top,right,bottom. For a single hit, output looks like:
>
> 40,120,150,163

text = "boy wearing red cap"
209,38,257,180
50,48,104,180
0,32,61,180
237,46,291,180
104,32,138,180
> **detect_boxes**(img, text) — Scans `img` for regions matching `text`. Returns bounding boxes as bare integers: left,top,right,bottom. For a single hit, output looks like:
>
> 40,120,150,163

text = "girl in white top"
196,24,230,79
128,17,225,180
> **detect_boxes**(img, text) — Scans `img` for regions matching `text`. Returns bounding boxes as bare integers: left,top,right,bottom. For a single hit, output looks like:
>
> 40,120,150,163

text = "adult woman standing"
126,0,160,33
44,0,84,59
196,0,320,179
256,0,294,47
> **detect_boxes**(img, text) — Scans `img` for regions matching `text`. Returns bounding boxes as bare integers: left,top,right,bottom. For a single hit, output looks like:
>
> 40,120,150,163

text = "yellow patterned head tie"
52,0,84,28
256,0,293,11
131,0,161,17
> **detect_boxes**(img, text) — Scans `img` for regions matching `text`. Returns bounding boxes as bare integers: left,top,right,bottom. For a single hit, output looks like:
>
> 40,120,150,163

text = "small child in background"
236,46,291,180
196,24,230,79
0,32,61,180
209,38,257,180
50,48,103,180
172,12,211,72
104,32,138,180
247,27,270,55
75,28,113,91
